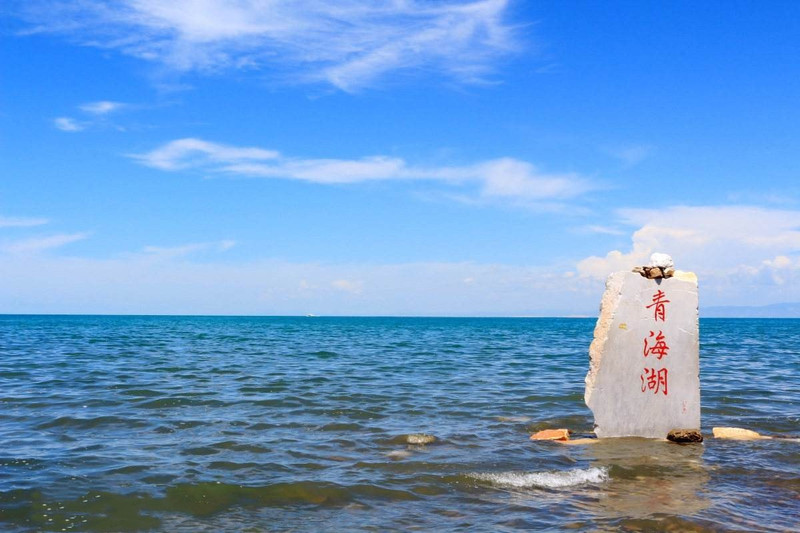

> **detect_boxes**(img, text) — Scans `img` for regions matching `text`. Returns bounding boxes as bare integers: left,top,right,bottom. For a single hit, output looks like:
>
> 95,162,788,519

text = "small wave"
470,466,608,489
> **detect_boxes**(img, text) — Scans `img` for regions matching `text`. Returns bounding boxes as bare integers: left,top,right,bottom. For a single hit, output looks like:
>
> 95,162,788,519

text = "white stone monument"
585,253,700,439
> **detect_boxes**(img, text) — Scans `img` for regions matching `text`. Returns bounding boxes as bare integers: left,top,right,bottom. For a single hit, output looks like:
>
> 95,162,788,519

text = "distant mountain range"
702,302,800,318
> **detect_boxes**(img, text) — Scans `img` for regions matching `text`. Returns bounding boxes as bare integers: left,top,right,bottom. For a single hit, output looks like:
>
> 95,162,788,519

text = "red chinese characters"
641,367,668,395
641,289,670,395
643,330,670,360
646,289,670,322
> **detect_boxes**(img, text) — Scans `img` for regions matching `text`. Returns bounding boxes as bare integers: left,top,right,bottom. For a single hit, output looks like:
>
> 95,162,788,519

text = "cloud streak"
53,117,85,132
54,100,129,133
140,239,236,259
79,100,125,115
0,215,49,228
1,232,89,255
14,0,518,91
134,138,594,202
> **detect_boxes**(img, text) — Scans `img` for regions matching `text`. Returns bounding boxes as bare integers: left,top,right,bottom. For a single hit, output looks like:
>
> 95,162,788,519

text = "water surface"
1,316,798,531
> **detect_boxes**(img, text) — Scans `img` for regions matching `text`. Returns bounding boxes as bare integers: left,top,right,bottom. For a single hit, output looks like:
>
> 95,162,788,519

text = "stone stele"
585,269,700,438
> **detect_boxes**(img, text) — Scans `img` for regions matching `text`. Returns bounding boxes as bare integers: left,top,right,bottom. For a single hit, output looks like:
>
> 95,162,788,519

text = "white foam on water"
385,450,412,459
470,466,609,489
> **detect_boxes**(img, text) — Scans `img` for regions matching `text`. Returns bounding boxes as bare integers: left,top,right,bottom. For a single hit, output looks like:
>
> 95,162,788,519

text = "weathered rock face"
585,270,700,438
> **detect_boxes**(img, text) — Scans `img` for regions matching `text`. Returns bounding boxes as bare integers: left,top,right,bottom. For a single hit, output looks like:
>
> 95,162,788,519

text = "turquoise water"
0,316,798,531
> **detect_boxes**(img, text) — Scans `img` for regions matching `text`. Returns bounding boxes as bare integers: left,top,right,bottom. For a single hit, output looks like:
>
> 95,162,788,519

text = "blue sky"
2,1,800,315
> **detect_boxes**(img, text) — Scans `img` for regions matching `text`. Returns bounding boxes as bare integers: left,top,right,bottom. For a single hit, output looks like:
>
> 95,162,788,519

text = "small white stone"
649,253,674,269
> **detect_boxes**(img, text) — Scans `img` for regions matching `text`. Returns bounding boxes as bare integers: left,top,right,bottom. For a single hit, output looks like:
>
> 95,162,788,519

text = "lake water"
1,316,798,531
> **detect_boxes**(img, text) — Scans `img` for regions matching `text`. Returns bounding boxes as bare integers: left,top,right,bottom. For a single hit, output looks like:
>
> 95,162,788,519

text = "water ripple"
0,316,797,531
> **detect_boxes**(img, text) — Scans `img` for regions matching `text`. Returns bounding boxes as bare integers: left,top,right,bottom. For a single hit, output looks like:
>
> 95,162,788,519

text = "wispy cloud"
134,138,594,203
79,100,125,115
138,138,279,171
14,0,518,91
53,117,85,132
54,100,129,133
604,144,653,167
2,232,89,254
331,279,363,294
578,225,626,236
140,240,236,259
0,215,49,228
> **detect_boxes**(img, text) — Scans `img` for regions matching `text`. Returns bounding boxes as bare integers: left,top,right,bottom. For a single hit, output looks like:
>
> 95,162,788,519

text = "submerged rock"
530,429,570,441
404,433,437,445
556,437,598,445
712,427,770,440
667,429,704,443
496,416,531,423
385,450,412,459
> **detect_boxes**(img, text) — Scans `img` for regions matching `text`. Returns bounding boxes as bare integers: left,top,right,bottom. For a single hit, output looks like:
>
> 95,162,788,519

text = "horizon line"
2,313,799,319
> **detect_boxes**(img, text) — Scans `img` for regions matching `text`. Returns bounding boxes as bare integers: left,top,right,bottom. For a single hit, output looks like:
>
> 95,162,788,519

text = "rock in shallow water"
385,450,412,459
404,433,437,445
667,429,704,443
712,427,770,440
530,429,570,441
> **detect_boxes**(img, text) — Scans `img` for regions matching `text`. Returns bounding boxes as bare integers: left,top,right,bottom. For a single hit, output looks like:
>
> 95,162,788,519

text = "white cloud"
135,138,279,171
578,225,625,236
134,138,593,202
53,117,84,132
605,144,653,167
54,101,130,133
2,232,89,254
79,100,124,114
15,0,518,91
140,239,236,258
576,205,800,306
0,215,49,228
331,279,363,294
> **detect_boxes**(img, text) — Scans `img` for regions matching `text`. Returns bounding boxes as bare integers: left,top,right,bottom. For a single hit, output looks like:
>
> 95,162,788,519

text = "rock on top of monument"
649,253,674,269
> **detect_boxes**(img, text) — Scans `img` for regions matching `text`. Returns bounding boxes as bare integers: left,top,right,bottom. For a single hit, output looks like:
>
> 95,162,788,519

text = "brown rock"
632,266,646,276
667,429,703,443
646,267,664,279
530,429,570,441
663,267,676,278
712,427,770,440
